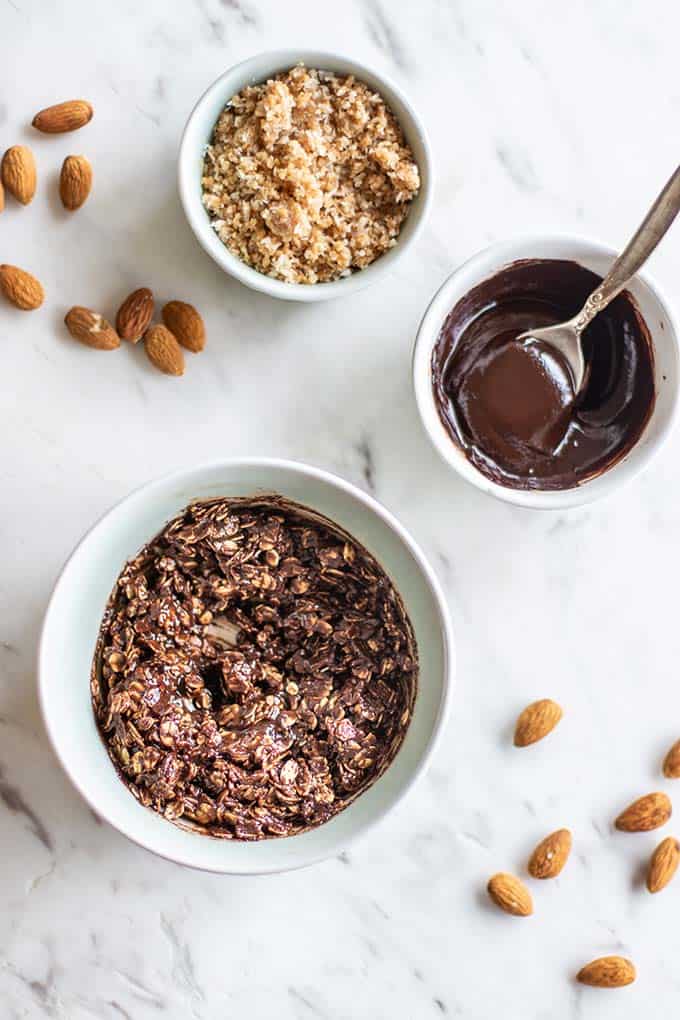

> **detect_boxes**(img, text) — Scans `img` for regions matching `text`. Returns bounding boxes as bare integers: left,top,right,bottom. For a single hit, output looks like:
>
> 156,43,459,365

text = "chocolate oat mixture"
91,497,417,840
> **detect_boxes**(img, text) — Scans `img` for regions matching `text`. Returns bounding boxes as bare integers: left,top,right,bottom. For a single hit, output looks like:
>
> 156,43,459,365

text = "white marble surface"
2,0,680,1016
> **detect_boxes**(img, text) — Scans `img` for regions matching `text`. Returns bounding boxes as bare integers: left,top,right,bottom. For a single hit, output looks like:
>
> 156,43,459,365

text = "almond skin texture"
0,264,44,310
116,288,154,343
615,792,672,832
528,828,572,879
144,324,185,376
662,739,680,778
32,100,93,133
64,307,120,350
0,177,4,213
487,873,533,917
647,836,680,893
577,957,636,988
1,145,37,205
59,155,92,210
513,699,563,747
162,300,205,352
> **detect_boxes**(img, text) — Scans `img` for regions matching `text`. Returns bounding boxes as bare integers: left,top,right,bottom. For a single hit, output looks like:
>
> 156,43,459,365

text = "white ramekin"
178,50,433,302
39,459,454,874
413,235,680,510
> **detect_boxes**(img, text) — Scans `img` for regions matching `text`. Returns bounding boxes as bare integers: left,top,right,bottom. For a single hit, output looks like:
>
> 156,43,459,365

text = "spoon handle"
574,163,680,333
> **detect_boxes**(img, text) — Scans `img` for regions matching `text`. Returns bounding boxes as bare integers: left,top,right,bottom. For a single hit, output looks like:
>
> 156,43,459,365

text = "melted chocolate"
432,259,656,490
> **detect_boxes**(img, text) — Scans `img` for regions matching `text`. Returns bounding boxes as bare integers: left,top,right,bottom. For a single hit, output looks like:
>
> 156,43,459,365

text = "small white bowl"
178,50,433,302
413,235,680,510
39,459,453,874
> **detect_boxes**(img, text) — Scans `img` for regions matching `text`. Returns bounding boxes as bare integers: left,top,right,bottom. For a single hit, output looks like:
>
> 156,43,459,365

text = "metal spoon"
518,164,680,394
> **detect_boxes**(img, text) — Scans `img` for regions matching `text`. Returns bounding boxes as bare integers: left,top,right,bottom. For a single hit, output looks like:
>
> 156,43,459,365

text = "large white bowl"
178,50,433,302
413,235,680,510
39,459,453,873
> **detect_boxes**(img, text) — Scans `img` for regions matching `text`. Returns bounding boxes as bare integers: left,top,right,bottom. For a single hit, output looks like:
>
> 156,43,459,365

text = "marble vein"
159,914,204,1006
361,0,410,71
0,763,53,852
354,435,376,493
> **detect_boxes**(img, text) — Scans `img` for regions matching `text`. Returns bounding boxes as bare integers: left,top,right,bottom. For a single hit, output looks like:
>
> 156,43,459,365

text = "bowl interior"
414,236,680,509
40,460,451,873
178,50,432,302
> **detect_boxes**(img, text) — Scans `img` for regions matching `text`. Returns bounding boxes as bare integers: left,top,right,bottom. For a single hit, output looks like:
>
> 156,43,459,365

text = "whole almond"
144,324,185,376
116,288,154,343
513,699,563,747
1,145,37,205
162,300,206,352
59,155,92,211
64,307,120,350
615,792,671,832
577,957,636,988
487,873,533,917
32,100,93,134
528,828,572,879
0,264,44,310
662,738,680,778
646,836,680,893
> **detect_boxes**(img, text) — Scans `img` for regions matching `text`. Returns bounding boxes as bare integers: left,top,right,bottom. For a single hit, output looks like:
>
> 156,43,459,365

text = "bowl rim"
177,49,433,302
412,232,680,510
38,457,455,874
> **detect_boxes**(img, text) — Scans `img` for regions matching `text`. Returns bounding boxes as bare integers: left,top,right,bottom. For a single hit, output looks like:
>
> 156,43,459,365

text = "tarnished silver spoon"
518,164,680,393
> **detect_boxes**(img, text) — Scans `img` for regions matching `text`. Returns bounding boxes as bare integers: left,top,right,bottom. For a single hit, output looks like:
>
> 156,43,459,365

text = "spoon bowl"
518,320,585,394
518,164,680,394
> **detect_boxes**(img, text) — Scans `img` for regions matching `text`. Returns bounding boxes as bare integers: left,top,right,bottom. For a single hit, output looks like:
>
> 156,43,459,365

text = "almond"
59,155,92,211
116,288,154,343
487,873,533,917
528,828,572,879
646,835,680,893
161,300,206,352
144,324,185,376
0,176,4,213
513,699,563,747
0,264,44,310
662,738,680,778
32,100,93,134
577,957,636,988
615,792,671,832
1,145,37,205
64,307,120,350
